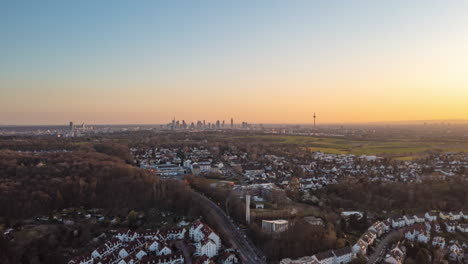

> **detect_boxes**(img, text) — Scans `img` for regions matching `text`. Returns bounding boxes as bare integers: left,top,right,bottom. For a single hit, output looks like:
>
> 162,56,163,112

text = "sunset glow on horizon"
2,0,468,125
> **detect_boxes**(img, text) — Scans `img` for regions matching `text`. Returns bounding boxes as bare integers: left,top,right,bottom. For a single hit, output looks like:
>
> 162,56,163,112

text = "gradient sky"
1,0,468,125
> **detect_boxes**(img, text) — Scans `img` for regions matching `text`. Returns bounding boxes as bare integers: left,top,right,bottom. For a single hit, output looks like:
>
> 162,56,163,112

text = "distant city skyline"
1,1,468,125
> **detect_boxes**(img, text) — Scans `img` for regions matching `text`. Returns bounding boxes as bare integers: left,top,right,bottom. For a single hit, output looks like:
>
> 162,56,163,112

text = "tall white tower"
245,194,251,225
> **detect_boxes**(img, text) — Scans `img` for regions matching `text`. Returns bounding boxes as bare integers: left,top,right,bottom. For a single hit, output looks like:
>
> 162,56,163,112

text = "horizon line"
1,118,468,127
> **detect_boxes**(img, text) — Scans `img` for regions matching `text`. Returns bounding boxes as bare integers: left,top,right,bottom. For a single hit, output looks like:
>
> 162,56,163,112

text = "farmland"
230,135,468,157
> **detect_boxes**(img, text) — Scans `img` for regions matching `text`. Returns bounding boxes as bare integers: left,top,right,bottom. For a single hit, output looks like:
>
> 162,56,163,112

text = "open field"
231,135,468,157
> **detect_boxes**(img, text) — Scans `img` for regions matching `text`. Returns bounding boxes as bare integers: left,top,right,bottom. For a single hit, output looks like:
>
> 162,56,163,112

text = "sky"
1,0,468,125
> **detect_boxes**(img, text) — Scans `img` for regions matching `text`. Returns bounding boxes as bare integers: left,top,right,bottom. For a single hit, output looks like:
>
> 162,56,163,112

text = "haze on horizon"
1,0,468,125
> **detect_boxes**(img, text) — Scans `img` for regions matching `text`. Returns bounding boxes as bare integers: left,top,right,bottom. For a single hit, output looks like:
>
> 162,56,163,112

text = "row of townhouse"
280,246,354,264
383,242,406,264
189,220,222,258
404,224,430,243
69,221,228,264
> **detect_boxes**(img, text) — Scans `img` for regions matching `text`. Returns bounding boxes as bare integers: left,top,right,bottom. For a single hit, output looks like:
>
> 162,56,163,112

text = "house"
461,211,468,220
404,225,429,243
425,212,438,222
458,224,468,233
193,255,211,264
280,256,320,264
262,219,289,233
119,248,130,259
449,251,463,263
352,239,368,255
148,240,160,252
439,212,450,220
158,228,186,240
368,221,386,237
383,243,406,264
255,203,265,209
196,238,218,258
92,244,112,259
361,231,377,246
118,256,136,264
140,254,184,264
116,229,138,242
242,164,265,177
392,218,406,228
189,221,221,249
449,241,463,253
403,215,415,226
445,221,457,232
413,214,425,223
449,211,461,220
314,250,334,264
220,251,239,264
332,247,354,264
68,255,94,264
136,250,147,260
159,245,172,256
432,236,446,248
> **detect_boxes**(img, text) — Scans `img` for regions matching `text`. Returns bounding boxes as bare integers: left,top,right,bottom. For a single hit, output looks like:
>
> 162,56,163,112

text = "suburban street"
192,191,266,264
367,229,402,264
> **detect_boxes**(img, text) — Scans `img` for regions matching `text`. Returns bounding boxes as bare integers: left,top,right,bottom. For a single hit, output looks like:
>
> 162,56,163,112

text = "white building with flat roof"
262,220,289,233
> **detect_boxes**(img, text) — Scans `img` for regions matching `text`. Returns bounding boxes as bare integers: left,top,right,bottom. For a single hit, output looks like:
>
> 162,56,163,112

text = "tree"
351,253,367,264
127,210,139,227
415,248,431,264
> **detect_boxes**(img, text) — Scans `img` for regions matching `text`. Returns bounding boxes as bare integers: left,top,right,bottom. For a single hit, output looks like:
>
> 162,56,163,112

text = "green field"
231,135,468,157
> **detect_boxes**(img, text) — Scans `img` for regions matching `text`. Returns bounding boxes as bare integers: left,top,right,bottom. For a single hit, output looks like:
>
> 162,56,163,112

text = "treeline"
249,219,343,262
323,179,468,213
0,149,157,218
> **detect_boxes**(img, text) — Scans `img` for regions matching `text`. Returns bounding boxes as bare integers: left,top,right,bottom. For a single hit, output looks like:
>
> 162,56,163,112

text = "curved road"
192,191,265,264
367,229,401,264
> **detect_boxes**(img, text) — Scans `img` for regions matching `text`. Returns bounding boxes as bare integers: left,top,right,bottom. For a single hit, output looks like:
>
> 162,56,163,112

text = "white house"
461,211,468,220
424,212,438,222
448,241,462,254
392,218,406,228
445,222,457,233
439,212,450,220
404,225,429,243
403,215,415,226
352,239,368,255
159,245,172,256
383,243,405,264
449,211,461,220
432,236,446,248
189,221,221,250
417,232,430,243
116,230,138,242
148,240,160,252
196,239,218,258
118,258,135,264
136,250,147,260
92,245,112,259
220,252,239,264
68,256,94,264
413,214,425,223
119,248,130,259
140,254,184,264
457,224,468,233
314,250,334,264
368,221,386,237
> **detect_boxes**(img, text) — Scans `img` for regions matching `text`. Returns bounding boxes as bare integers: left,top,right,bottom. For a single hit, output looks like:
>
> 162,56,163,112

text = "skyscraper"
230,118,233,128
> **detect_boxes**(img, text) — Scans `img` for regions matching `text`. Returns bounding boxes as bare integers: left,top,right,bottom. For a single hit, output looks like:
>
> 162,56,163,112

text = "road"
192,191,266,264
367,230,401,264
